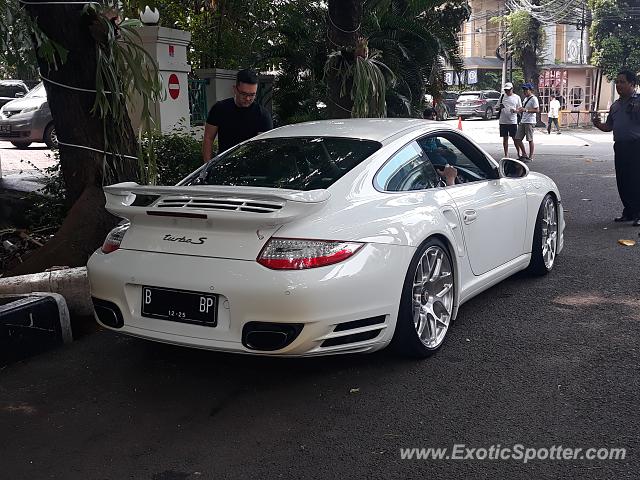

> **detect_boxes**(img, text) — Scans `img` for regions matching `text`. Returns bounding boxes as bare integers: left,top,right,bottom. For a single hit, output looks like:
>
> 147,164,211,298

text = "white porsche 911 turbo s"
87,118,564,358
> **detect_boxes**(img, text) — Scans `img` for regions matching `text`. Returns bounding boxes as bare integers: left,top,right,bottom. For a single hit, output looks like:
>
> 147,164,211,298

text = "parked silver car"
455,90,502,120
0,83,57,149
0,80,30,108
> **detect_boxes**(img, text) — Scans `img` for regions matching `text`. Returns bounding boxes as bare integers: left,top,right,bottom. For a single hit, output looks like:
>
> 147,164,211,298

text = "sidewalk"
0,141,56,192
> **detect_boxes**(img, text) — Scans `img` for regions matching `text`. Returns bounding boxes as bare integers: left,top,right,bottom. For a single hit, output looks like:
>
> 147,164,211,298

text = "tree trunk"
521,14,544,126
10,1,140,276
326,0,362,118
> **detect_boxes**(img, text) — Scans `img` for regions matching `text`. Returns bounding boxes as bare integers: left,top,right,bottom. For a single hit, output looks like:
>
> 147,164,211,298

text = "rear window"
458,94,481,101
0,84,25,97
194,137,381,190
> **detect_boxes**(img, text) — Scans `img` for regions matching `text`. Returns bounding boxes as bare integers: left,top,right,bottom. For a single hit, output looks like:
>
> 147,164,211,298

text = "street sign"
168,73,180,100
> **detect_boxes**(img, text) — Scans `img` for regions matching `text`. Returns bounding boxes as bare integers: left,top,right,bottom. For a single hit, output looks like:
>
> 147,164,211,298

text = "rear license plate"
0,125,11,134
141,286,217,326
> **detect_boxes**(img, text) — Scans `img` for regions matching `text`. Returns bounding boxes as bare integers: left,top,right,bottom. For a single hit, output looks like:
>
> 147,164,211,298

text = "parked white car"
87,118,564,357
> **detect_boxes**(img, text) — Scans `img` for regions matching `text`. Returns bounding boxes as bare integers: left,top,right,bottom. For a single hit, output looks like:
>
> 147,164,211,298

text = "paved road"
1,123,638,479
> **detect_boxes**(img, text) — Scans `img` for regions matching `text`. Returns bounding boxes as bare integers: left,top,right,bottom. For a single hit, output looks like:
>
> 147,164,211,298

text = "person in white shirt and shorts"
497,82,523,158
514,83,540,161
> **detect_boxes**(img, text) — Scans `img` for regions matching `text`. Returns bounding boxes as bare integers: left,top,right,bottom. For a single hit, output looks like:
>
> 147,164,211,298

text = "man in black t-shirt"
202,69,273,162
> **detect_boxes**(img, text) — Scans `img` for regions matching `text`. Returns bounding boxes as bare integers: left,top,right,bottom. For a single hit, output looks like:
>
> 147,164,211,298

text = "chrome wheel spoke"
416,311,427,338
428,252,443,282
435,281,453,298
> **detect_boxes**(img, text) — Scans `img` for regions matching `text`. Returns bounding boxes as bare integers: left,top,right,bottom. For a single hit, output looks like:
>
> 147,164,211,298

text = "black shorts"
499,124,517,138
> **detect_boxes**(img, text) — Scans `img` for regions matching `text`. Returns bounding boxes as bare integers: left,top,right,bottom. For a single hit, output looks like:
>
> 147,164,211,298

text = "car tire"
484,107,494,120
11,141,32,149
44,123,58,149
391,237,455,358
527,193,559,276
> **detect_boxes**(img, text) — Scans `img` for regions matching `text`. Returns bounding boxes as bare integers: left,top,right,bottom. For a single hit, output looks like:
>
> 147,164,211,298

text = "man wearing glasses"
202,69,273,162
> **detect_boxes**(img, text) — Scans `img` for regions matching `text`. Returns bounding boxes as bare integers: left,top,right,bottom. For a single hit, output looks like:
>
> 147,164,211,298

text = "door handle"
463,209,477,224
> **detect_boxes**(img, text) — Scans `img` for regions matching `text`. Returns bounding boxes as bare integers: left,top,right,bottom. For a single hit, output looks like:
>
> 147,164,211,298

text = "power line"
506,0,591,26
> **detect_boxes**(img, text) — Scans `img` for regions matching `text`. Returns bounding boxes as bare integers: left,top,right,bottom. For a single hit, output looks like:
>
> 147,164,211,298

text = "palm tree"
364,0,470,116
265,0,470,120
325,0,364,117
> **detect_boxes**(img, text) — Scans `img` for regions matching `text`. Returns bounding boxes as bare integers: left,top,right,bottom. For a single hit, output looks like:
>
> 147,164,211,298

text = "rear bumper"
455,106,485,116
87,244,415,356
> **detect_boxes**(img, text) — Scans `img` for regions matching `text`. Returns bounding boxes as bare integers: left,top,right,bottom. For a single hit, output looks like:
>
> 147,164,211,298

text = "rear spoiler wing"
103,182,330,225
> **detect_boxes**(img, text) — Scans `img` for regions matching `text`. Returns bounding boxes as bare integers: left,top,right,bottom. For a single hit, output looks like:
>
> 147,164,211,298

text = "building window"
569,86,583,108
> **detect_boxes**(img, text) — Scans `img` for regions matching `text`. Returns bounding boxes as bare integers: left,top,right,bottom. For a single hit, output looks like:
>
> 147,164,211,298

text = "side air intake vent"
321,330,381,348
334,315,386,332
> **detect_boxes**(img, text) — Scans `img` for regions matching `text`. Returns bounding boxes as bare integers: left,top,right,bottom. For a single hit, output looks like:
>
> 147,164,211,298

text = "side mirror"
499,157,529,179
14,92,25,98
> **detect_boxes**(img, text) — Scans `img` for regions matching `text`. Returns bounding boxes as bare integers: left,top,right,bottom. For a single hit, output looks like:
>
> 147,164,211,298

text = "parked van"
0,83,57,149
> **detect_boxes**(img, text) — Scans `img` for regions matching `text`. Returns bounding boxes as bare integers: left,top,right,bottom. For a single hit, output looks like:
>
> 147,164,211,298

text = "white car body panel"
445,178,527,275
87,119,565,356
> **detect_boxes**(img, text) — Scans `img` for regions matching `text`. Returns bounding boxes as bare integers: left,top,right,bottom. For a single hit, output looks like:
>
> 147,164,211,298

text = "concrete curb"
0,267,93,316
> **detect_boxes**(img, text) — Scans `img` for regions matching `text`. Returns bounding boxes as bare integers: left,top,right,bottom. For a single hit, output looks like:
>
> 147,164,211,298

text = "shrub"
23,151,68,229
142,130,204,186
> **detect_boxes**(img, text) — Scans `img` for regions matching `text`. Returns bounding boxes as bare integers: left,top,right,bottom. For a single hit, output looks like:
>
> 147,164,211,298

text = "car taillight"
257,238,364,270
101,223,130,254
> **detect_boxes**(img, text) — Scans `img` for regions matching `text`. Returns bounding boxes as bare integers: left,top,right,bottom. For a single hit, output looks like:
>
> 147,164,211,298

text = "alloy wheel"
411,245,454,349
541,196,558,269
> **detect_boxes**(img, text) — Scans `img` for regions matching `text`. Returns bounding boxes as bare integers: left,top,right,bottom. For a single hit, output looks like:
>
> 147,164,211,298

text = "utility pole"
501,17,508,88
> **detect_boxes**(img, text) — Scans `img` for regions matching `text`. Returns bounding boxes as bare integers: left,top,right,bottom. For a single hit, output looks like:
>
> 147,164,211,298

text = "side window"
375,142,440,192
417,133,497,183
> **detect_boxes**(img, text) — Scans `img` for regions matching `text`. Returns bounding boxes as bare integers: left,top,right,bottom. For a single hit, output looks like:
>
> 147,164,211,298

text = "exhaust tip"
91,297,124,329
242,322,303,351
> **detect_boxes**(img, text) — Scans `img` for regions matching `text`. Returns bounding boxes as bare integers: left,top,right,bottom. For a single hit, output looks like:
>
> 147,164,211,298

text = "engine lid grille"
155,197,285,214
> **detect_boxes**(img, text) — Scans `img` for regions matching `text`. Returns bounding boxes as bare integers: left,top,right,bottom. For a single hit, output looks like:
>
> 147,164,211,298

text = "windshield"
458,94,481,101
192,136,381,191
25,83,46,98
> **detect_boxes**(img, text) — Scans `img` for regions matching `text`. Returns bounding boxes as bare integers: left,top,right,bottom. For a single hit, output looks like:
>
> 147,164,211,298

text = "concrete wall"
193,68,236,115
128,26,192,134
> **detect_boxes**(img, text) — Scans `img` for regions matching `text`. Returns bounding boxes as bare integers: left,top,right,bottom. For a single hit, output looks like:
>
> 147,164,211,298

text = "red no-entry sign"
168,74,180,100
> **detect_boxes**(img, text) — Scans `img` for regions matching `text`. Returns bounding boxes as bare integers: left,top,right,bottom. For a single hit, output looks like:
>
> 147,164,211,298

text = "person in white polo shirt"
514,83,540,162
497,82,523,158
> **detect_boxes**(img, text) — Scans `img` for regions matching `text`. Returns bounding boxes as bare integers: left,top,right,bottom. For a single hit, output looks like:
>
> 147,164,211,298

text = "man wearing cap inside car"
514,83,540,162
497,82,523,158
